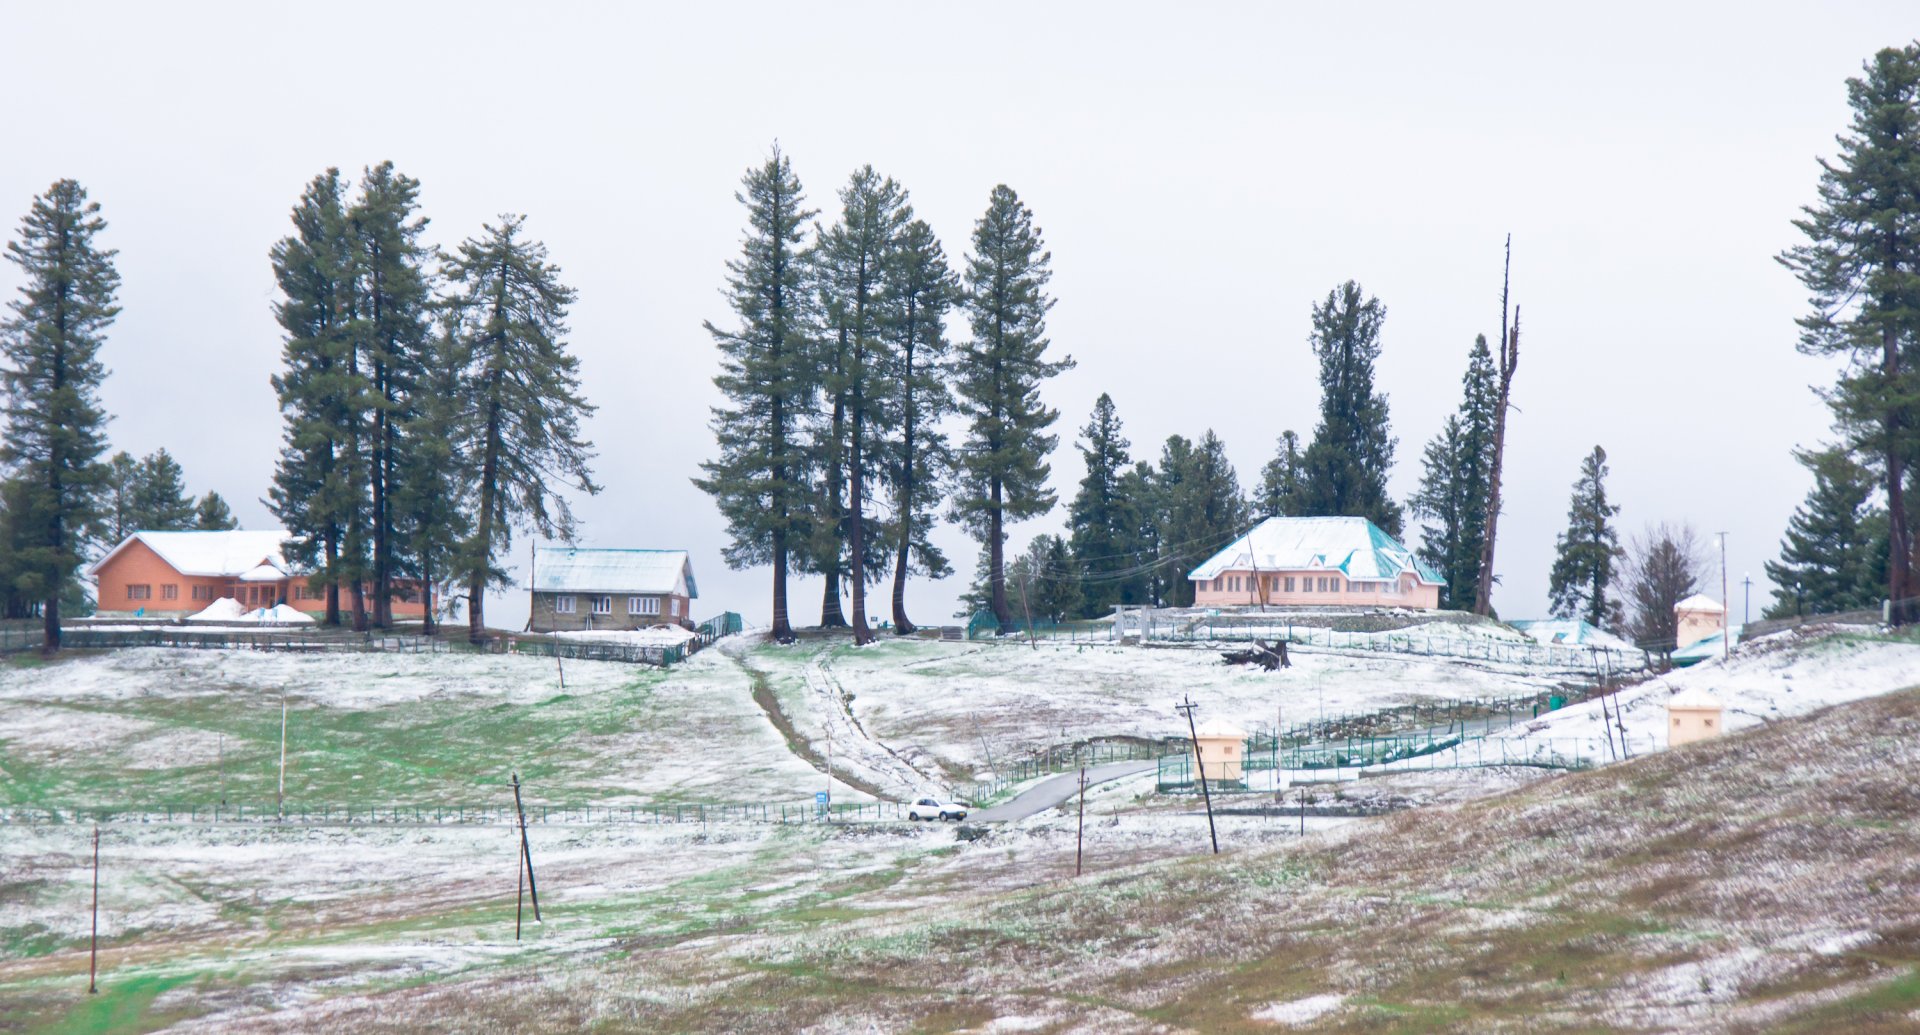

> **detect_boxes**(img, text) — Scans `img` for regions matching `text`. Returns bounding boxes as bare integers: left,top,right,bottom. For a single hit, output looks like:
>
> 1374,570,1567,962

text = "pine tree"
0,180,119,651
1256,430,1305,518
1411,336,1498,609
133,449,195,531
882,218,957,634
951,185,1075,632
1299,281,1401,535
395,312,469,635
1156,431,1249,608
1779,45,1920,623
348,162,434,628
104,451,141,543
1118,462,1165,605
1546,446,1623,628
1068,394,1138,617
1007,533,1077,625
268,169,361,627
195,491,238,530
694,147,817,643
1764,445,1887,617
443,215,596,643
809,167,908,643
103,449,197,540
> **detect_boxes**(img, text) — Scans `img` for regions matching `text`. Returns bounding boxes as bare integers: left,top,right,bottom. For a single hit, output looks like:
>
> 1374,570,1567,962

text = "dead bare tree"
1624,522,1712,661
1475,235,1520,616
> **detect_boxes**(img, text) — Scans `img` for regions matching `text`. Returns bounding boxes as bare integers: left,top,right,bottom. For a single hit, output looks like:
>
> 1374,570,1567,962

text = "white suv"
906,797,969,822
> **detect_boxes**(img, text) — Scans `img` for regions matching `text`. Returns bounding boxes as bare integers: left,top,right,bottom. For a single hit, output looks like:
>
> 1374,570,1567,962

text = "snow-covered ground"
0,646,830,806
802,636,1585,780
551,626,699,647
1493,623,1920,753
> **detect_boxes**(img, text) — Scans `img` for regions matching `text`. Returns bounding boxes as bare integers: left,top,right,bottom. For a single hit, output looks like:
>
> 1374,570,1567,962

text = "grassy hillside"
240,683,1920,1033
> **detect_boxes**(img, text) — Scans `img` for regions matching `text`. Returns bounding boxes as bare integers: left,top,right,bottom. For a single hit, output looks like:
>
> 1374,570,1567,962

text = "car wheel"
908,812,920,822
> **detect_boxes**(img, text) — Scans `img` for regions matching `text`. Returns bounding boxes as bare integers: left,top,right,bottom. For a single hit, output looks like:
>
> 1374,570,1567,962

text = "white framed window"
128,585,151,600
1284,576,1295,592
669,597,680,617
630,596,661,616
592,596,612,615
553,595,576,614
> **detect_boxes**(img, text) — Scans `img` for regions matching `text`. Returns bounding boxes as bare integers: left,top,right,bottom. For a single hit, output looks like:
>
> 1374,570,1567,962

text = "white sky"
3,2,1911,630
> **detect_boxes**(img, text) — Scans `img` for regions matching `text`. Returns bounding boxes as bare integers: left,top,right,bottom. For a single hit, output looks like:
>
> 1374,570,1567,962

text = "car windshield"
918,799,936,806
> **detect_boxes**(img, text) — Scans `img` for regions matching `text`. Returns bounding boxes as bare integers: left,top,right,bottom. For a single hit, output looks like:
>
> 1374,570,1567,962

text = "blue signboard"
815,791,830,804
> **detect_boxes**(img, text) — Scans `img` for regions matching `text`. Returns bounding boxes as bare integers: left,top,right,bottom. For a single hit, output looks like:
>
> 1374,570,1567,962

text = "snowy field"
796,634,1587,781
0,646,826,807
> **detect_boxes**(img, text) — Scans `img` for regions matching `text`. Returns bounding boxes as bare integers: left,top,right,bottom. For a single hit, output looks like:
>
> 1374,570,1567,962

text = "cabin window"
127,584,152,600
1284,577,1294,592
161,584,178,600
669,597,681,617
553,595,576,614
592,596,612,615
631,596,661,615
1332,578,1343,593
193,585,214,601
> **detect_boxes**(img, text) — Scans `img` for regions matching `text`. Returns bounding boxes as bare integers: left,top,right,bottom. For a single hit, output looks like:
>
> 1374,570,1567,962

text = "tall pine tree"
1067,393,1139,617
269,169,361,627
1257,430,1305,518
1764,445,1887,617
348,162,434,628
695,147,818,643
1156,431,1249,608
1547,445,1623,628
0,180,118,651
809,167,908,642
1410,335,1498,610
1299,281,1401,535
443,215,596,643
1779,45,1920,623
882,218,956,634
951,185,1074,633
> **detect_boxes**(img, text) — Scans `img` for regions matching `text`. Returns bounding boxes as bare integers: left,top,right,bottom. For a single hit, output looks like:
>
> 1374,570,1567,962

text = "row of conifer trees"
266,164,597,641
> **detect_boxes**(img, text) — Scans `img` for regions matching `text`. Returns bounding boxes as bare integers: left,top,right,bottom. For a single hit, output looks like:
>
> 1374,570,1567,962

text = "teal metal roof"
1187,516,1442,586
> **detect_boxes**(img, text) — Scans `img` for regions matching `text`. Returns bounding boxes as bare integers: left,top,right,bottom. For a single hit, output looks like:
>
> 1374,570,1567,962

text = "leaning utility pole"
1475,236,1520,617
1075,766,1088,877
511,772,541,940
1175,695,1219,854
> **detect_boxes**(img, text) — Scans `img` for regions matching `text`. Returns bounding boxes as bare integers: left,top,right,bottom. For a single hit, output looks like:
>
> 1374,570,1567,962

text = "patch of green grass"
27,972,201,1035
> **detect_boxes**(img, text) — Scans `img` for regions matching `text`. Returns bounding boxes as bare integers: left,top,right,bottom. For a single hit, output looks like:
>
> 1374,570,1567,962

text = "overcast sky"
4,2,1914,630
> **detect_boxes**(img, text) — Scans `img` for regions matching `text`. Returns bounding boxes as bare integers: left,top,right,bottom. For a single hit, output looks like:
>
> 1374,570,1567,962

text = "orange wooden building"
88,529,429,620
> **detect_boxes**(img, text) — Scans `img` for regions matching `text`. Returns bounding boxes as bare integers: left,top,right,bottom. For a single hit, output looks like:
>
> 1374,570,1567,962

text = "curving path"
970,759,1157,823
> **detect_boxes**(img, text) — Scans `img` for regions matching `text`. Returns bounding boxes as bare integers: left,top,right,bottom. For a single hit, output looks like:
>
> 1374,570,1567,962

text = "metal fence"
1155,733,1659,791
39,611,746,668
0,623,46,654
957,740,1164,803
4,796,909,828
1112,608,1646,674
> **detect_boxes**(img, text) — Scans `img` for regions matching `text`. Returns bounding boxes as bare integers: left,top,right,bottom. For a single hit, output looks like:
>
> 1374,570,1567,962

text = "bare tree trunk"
990,480,1011,633
1475,236,1520,617
848,414,873,646
1886,324,1914,624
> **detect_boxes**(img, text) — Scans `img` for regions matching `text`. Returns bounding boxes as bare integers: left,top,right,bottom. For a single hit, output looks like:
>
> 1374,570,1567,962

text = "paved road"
971,759,1158,823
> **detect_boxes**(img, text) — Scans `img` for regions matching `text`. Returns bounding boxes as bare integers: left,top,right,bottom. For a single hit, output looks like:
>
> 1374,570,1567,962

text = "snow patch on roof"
89,530,297,579
531,547,697,597
1668,687,1723,710
1194,718,1248,739
1510,618,1636,652
1675,594,1725,613
1187,516,1441,585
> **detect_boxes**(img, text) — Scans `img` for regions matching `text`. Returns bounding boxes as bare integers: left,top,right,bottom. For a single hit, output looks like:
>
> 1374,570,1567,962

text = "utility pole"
218,734,225,807
825,726,834,822
277,696,288,821
1175,695,1219,854
88,826,99,995
1075,766,1087,877
511,772,541,940
1742,573,1752,627
1718,532,1730,660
